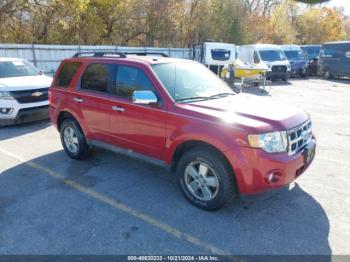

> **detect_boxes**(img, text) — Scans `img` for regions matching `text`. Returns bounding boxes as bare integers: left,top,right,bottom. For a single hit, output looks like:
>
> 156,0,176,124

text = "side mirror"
132,90,158,105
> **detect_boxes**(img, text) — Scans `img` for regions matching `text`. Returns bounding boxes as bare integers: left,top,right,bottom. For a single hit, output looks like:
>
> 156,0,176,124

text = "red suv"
49,52,316,210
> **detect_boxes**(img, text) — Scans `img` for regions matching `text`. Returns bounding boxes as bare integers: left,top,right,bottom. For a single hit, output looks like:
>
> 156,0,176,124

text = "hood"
176,95,308,133
0,75,53,91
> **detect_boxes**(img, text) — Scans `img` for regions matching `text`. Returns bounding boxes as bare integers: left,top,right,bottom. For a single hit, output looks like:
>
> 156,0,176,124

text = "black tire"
324,70,333,79
60,118,91,160
176,147,237,211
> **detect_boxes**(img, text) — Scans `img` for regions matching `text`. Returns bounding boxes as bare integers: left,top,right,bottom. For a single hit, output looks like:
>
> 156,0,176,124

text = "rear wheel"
176,147,237,210
60,119,90,159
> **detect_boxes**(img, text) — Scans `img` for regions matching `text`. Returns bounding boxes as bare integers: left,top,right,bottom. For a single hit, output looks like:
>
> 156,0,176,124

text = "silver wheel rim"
184,161,219,201
63,126,79,154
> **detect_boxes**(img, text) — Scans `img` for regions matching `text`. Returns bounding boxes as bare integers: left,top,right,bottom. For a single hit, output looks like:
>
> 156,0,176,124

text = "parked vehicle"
239,44,291,81
281,45,308,78
235,46,269,83
193,42,236,74
318,41,350,79
300,45,321,75
49,52,316,210
0,58,53,126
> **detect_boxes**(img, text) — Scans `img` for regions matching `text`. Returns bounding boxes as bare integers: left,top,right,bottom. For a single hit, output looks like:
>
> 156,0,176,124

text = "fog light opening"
0,108,13,115
266,171,282,183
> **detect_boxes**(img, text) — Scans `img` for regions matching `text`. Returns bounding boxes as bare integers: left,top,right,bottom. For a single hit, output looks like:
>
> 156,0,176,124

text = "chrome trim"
287,120,312,155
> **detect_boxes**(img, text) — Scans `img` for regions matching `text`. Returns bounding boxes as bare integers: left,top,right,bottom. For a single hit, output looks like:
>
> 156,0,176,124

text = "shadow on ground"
0,148,331,256
0,120,51,141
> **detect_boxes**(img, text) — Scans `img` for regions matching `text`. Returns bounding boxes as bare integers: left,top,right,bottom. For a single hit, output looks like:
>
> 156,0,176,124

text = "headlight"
248,131,288,153
0,91,14,100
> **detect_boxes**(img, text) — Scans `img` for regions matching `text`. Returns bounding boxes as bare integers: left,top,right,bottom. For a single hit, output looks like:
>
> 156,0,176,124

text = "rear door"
73,62,115,143
108,63,167,159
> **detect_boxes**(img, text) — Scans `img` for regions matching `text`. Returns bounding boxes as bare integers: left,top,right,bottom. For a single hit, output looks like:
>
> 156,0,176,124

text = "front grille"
287,120,312,155
10,88,49,104
272,65,287,73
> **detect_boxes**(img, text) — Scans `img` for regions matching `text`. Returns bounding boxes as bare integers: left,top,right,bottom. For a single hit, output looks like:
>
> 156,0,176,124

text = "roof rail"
124,52,169,57
72,51,127,58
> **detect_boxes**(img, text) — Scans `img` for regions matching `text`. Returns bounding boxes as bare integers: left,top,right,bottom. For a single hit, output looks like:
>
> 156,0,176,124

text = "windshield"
0,60,40,79
302,46,320,60
152,62,234,102
284,50,305,60
259,50,287,62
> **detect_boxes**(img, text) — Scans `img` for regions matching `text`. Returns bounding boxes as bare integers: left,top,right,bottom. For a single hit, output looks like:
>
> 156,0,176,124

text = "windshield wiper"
175,96,210,103
209,92,235,99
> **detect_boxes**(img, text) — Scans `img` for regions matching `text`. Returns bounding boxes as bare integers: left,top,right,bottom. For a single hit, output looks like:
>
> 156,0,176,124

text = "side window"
114,65,156,99
55,62,81,88
253,51,260,64
321,47,335,58
81,63,113,93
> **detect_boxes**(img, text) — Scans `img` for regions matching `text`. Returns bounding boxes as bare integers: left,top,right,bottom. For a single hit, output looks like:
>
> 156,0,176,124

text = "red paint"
49,56,316,195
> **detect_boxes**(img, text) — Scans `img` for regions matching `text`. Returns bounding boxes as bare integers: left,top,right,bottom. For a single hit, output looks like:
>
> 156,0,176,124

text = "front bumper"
266,71,291,80
0,103,49,126
225,139,316,195
291,67,307,77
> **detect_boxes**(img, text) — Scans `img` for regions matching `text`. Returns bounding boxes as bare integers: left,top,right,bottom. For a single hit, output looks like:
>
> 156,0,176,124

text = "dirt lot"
0,78,349,256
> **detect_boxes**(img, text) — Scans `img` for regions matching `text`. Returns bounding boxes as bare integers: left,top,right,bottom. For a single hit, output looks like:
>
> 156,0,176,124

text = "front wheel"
324,70,333,79
176,147,237,210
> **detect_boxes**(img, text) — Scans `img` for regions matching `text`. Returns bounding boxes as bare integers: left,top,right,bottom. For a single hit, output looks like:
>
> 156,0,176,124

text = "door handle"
112,106,125,112
74,97,83,103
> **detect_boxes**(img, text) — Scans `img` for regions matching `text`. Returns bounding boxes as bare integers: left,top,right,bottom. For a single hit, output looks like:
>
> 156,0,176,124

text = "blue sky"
324,0,350,16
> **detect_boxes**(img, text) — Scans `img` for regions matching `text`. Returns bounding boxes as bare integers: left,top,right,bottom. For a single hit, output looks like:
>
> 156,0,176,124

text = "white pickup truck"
0,57,53,126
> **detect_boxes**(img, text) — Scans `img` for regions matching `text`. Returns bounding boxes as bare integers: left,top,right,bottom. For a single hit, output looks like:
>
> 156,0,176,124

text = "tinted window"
284,50,305,60
0,60,39,79
114,65,156,99
259,50,287,61
81,63,113,93
320,47,336,58
56,62,81,87
301,46,320,60
211,49,231,61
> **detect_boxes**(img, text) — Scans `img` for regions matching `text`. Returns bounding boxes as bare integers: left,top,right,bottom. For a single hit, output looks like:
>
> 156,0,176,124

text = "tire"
324,70,333,79
60,118,91,160
176,147,237,211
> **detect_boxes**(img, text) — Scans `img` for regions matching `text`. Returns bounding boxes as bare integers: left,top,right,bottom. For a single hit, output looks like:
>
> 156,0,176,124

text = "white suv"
0,58,53,126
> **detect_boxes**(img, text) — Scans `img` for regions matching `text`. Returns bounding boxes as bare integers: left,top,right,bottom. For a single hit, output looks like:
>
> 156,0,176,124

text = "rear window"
81,63,114,93
55,62,81,88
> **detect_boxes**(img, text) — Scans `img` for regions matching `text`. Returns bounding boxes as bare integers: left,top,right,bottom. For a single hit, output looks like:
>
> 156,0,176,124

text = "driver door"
108,64,167,159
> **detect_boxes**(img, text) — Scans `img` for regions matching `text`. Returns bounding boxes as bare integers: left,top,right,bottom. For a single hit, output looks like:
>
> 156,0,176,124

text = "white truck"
238,44,291,82
193,42,236,74
0,57,53,126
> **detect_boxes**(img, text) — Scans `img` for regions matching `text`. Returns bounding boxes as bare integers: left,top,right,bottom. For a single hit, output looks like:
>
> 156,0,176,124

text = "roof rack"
124,52,169,57
72,51,169,58
72,51,127,58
